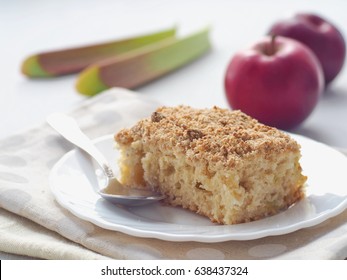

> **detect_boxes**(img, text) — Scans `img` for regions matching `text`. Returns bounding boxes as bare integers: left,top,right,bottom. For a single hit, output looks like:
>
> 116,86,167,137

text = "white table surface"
1,0,347,259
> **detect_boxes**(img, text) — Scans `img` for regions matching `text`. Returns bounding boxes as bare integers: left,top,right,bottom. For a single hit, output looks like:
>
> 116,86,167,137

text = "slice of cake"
114,106,307,225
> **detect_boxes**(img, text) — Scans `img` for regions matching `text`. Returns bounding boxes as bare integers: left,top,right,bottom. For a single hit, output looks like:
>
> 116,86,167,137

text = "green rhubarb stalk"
76,28,211,96
21,27,177,77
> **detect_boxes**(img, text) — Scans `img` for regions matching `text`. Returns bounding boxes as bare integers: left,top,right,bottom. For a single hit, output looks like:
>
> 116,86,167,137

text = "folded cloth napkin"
0,88,347,260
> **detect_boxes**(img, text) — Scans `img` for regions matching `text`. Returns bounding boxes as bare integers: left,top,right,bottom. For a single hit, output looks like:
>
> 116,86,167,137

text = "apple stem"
266,34,277,56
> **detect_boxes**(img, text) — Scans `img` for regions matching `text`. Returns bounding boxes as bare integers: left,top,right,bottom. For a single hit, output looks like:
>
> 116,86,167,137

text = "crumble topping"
151,111,165,122
187,129,204,141
115,106,300,166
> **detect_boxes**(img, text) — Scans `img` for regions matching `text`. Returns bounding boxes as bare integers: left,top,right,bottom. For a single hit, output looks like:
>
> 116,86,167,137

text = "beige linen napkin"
0,88,347,260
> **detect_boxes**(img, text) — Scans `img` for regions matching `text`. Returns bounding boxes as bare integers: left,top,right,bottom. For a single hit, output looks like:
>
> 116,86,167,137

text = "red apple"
224,36,324,130
268,13,346,85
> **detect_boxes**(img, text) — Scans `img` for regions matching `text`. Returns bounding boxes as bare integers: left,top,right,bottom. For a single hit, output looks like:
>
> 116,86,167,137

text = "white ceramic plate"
49,134,347,242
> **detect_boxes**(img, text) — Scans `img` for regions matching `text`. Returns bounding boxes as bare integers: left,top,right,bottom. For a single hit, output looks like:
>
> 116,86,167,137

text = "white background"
1,0,347,147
